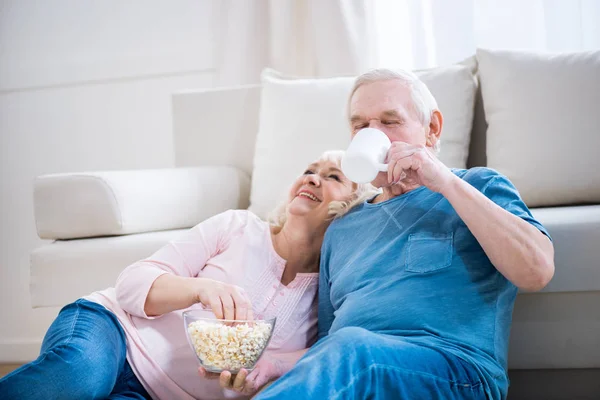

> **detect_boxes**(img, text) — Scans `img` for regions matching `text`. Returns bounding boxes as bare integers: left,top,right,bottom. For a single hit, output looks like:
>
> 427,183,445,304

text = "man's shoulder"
453,167,510,192
324,202,373,243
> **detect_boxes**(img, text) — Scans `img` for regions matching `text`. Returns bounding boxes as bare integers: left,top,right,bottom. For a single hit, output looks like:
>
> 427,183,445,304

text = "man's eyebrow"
381,110,403,119
350,110,403,123
350,114,364,124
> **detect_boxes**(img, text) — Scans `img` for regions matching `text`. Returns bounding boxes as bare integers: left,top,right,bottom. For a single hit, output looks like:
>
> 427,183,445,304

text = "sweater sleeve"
115,209,246,318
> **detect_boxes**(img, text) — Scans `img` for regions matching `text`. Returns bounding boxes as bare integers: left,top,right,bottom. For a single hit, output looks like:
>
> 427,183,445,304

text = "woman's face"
286,159,354,224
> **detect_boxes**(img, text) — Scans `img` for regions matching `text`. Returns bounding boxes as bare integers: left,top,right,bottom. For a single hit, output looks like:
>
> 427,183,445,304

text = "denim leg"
108,356,151,400
0,299,129,400
106,393,149,400
256,327,488,400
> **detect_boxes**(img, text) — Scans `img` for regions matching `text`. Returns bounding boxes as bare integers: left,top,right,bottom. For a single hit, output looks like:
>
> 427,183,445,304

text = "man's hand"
386,142,456,193
198,355,284,395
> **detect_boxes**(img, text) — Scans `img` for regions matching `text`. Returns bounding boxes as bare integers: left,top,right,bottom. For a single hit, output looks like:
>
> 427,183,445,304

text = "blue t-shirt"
318,167,550,399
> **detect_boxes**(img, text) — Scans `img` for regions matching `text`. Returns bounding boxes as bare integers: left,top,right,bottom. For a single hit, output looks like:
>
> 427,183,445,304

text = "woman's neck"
271,217,325,285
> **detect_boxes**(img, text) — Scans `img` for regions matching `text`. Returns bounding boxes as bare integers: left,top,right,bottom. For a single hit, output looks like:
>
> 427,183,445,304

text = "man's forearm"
440,176,554,291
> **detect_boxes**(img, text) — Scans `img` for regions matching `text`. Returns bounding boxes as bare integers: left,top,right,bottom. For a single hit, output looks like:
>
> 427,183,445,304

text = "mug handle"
376,162,388,172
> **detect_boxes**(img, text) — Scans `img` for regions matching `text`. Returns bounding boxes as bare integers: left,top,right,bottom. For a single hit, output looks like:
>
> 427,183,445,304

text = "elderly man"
255,69,555,400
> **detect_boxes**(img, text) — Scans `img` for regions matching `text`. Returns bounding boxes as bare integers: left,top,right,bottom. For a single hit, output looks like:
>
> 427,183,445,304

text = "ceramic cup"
341,128,391,183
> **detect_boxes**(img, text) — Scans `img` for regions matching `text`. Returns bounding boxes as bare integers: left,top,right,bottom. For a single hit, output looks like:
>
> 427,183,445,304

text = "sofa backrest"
466,80,488,168
174,48,600,210
172,74,489,176
172,85,262,176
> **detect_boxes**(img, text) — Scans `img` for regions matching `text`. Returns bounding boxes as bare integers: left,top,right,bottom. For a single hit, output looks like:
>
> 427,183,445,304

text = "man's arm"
385,143,555,292
441,175,554,291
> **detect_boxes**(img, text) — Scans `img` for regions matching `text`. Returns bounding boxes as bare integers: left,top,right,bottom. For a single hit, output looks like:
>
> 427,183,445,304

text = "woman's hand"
194,278,254,320
144,275,253,319
198,355,284,396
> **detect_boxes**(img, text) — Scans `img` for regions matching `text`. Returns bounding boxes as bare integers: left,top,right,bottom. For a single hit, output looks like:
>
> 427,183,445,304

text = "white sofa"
31,49,600,399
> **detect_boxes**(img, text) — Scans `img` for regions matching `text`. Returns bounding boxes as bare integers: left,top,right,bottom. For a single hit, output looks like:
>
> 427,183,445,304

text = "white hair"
268,150,379,230
349,68,441,153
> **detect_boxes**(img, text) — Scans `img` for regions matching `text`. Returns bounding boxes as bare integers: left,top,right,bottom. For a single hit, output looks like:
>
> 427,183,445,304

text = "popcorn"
187,320,272,371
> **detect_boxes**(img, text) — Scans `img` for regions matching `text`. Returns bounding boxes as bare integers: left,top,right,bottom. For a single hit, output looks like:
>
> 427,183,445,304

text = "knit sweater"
85,210,318,400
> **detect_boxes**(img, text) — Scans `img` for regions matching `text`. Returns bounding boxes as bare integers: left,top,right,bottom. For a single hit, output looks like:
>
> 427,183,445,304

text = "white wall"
0,0,218,361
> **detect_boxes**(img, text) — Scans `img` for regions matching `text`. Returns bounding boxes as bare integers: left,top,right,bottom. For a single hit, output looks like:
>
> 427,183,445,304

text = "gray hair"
268,150,379,230
349,68,441,153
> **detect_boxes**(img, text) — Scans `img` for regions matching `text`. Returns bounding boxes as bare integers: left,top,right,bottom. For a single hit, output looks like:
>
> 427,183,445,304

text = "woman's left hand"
198,355,284,395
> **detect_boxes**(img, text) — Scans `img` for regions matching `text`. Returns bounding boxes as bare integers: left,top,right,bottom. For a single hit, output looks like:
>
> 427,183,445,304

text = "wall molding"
0,68,216,95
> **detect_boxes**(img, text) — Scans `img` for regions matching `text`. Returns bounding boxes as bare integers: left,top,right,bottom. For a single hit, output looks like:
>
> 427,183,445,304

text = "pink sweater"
84,210,319,400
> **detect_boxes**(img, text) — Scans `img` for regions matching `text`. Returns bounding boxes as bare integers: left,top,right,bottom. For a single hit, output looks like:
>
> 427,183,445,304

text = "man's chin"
372,178,391,188
370,170,397,187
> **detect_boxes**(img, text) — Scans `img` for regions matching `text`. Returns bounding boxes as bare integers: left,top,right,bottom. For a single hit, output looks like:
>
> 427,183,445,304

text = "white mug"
341,128,391,183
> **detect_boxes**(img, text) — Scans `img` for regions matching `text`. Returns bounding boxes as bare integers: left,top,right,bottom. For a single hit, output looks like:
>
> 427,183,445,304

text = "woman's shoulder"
230,209,268,227
205,209,269,235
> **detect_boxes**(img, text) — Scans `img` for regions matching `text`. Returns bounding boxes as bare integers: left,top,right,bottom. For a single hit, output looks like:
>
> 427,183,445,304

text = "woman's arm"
144,274,252,320
143,274,197,316
115,210,250,318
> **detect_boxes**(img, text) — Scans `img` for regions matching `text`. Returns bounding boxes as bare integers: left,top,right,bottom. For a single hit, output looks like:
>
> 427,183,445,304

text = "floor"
2,364,599,399
0,364,21,378
508,369,600,400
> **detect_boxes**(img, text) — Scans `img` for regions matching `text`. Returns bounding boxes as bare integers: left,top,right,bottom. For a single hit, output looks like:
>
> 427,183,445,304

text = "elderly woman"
0,150,376,400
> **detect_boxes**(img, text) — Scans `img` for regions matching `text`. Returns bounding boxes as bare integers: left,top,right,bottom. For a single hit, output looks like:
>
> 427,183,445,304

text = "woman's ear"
426,110,443,147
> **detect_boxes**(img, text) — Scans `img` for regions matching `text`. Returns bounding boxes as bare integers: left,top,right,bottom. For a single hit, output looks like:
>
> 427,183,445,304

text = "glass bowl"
183,309,276,374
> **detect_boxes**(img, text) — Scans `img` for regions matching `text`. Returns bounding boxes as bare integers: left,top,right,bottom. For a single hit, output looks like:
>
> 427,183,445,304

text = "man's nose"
367,119,383,129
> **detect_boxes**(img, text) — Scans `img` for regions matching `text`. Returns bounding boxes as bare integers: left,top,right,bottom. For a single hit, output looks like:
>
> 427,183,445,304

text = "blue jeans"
256,327,488,400
0,299,150,400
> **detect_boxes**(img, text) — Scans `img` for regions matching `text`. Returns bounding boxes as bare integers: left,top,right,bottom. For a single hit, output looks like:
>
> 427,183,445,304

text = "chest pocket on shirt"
405,232,453,273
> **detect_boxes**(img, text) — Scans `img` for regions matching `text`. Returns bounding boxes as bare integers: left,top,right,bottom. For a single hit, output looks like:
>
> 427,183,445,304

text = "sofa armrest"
34,166,250,239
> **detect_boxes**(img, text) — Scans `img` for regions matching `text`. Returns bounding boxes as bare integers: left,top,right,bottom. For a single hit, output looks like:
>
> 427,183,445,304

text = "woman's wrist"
188,277,206,305
268,350,304,376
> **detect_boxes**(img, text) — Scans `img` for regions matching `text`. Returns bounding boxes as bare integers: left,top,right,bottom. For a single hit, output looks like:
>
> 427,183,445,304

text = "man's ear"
426,110,443,147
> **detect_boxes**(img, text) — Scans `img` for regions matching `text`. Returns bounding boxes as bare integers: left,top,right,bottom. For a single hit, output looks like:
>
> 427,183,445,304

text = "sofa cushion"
531,205,600,293
30,229,185,307
477,48,600,207
511,205,600,369
34,167,250,240
509,291,600,369
249,66,477,218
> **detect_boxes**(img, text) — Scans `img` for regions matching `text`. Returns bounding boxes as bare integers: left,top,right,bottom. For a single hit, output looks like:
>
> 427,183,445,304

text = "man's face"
349,80,427,187
349,80,426,144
